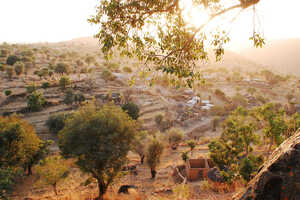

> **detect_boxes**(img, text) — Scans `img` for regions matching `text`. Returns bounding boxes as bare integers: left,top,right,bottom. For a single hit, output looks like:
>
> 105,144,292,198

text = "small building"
186,158,215,181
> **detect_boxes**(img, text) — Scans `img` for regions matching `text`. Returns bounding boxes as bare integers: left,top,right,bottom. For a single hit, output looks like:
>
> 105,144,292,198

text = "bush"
63,89,74,105
123,66,132,73
35,156,69,196
211,105,227,116
155,114,164,125
59,76,70,90
74,93,85,104
55,63,70,74
59,103,137,199
0,63,4,71
14,61,25,76
42,82,50,89
6,55,20,66
46,113,71,135
27,92,47,112
26,84,37,93
121,102,140,120
166,128,184,149
4,90,12,96
101,69,115,81
6,66,14,80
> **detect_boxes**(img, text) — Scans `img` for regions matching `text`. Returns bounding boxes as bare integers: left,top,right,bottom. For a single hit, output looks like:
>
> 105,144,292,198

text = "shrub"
59,76,70,90
26,84,37,93
123,66,132,73
6,55,20,66
6,66,14,80
0,63,4,71
211,105,227,116
74,93,85,104
155,114,164,125
181,151,189,162
166,128,184,149
4,90,12,96
14,61,25,76
146,138,164,179
59,103,137,199
101,69,115,81
42,82,50,89
239,155,263,181
212,116,220,131
63,89,74,105
27,92,46,112
121,102,140,120
55,63,70,74
187,139,196,152
35,156,69,196
46,113,71,135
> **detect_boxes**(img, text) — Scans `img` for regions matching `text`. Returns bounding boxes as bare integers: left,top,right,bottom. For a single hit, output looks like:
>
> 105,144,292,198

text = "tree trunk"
140,155,144,164
53,183,58,196
96,179,108,200
151,169,157,179
27,165,32,176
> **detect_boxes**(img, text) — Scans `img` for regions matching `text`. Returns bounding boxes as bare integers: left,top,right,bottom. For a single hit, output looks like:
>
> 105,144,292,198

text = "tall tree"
59,103,137,200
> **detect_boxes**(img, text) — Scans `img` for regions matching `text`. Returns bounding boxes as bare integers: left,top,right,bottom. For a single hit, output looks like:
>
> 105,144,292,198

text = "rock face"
234,130,300,200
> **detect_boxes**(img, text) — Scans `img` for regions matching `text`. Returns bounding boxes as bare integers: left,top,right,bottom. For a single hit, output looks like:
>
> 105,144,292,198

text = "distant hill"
238,38,300,75
36,36,265,72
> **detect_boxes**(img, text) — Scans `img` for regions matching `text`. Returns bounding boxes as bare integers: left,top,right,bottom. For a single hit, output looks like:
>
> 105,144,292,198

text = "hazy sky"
0,0,299,49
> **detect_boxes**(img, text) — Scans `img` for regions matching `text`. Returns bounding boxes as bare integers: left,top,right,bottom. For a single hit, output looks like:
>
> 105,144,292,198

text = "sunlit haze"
0,0,300,50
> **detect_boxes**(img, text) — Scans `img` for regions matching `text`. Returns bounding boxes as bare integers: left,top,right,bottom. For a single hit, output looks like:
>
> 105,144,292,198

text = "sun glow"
181,0,210,29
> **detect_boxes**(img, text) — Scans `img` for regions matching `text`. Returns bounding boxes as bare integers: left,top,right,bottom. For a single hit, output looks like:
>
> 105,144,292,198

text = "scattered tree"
59,103,137,199
59,76,71,90
35,156,69,196
121,102,140,120
14,61,25,76
146,138,164,179
27,92,47,112
6,55,19,66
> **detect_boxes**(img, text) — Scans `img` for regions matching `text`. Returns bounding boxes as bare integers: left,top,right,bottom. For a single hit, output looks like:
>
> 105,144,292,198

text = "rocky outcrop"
234,130,300,200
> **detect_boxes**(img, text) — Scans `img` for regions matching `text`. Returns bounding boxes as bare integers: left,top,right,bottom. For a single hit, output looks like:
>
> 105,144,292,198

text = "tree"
187,139,196,155
6,66,14,80
59,103,137,200
247,87,256,96
55,63,70,75
14,61,25,76
85,55,95,65
89,0,263,87
146,138,164,179
132,131,147,164
254,103,287,151
63,89,74,105
167,128,184,149
209,107,261,183
0,115,48,177
6,55,19,66
59,76,71,90
121,102,140,120
239,155,263,181
4,90,12,96
27,92,47,112
0,115,41,169
46,113,71,135
35,156,69,196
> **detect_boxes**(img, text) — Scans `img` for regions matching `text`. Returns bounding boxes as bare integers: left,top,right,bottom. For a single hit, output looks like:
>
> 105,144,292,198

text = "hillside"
239,38,300,75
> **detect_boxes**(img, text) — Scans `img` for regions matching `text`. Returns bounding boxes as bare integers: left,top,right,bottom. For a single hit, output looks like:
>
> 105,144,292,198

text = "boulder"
234,130,300,200
118,185,138,194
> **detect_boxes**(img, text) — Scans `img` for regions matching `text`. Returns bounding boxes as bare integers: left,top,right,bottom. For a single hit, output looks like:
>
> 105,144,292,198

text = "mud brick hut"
186,158,215,181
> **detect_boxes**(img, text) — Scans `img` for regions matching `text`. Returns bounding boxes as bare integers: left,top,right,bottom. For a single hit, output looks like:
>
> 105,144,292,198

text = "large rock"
234,130,300,200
